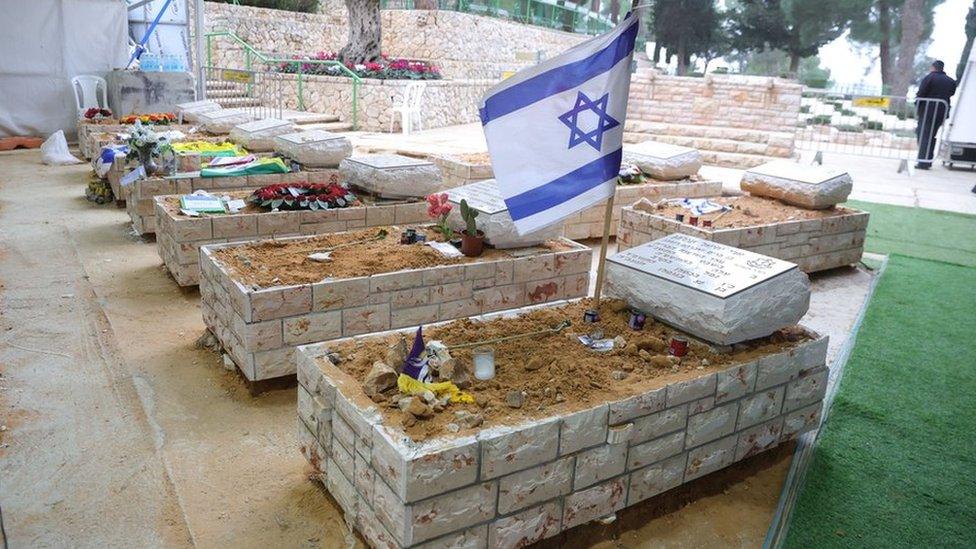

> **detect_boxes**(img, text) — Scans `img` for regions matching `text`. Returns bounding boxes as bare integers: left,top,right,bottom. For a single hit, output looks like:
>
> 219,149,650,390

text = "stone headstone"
340,154,443,199
741,160,852,209
175,99,221,123
229,118,297,152
623,141,702,180
445,180,563,249
196,108,255,135
274,130,352,168
605,233,810,345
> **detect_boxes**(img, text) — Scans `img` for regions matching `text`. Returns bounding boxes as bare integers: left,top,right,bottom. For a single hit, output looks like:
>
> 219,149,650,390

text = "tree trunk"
891,0,925,98
879,0,893,92
958,0,976,80
789,52,801,74
676,35,687,76
414,0,439,9
339,0,382,65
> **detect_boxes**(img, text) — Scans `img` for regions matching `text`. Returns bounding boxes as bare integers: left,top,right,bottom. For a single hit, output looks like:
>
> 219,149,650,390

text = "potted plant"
425,193,453,241
459,199,484,257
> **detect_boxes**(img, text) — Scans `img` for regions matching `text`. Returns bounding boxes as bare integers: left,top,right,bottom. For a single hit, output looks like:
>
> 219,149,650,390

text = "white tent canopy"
0,0,129,139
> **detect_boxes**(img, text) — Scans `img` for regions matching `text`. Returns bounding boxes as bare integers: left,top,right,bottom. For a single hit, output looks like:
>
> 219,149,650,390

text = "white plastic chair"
389,82,427,135
71,75,108,118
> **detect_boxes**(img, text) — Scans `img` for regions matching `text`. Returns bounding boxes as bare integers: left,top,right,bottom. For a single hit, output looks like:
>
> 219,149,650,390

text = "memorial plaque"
746,160,847,186
237,119,291,133
280,129,346,145
345,154,432,170
607,233,796,299
446,180,508,214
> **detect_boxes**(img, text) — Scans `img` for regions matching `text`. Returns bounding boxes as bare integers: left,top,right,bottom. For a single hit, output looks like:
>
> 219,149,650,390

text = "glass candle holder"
472,346,495,380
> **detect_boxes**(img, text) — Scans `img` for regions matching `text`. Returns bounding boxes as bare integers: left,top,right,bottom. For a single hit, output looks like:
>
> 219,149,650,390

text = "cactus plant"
460,199,480,236
458,199,484,257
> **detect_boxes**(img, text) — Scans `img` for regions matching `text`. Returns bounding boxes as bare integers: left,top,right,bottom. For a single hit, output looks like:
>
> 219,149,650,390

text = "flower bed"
616,196,869,273
127,170,337,235
78,122,200,160
562,177,723,240
198,228,592,382
155,188,426,286
277,52,441,80
295,299,829,548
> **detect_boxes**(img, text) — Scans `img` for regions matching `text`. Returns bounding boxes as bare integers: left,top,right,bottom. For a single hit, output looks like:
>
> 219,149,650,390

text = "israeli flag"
479,12,639,235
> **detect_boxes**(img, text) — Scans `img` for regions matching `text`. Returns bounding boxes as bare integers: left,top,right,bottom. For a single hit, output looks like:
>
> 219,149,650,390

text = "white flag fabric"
479,12,639,235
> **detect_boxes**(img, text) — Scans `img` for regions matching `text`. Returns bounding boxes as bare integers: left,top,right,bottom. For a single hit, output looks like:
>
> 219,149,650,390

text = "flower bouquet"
83,107,114,123
120,113,176,125
126,120,171,176
248,182,359,211
618,162,645,186
426,193,453,241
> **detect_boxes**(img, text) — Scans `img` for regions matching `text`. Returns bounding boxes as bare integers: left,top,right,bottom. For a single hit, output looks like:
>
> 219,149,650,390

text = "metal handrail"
204,30,361,129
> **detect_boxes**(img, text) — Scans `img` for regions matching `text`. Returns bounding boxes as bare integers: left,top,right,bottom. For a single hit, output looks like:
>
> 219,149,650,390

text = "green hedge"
210,0,320,13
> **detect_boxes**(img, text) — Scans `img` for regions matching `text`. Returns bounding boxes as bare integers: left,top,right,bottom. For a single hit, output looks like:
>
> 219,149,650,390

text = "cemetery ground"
0,142,973,547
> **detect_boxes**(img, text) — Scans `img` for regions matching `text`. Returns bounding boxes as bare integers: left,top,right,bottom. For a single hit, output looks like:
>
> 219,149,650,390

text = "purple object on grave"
401,326,431,382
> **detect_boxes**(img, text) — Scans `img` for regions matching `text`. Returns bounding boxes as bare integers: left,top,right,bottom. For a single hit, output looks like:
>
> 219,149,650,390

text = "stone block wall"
155,196,427,287
429,155,494,188
296,321,829,548
204,2,585,80
126,171,330,235
199,236,592,381
562,179,723,241
616,206,869,273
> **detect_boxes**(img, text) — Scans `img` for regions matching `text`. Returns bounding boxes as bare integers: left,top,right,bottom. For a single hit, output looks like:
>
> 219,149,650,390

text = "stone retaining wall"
204,1,584,80
562,179,723,240
429,155,494,188
295,315,829,548
199,235,592,381
126,171,335,235
616,205,869,273
156,196,427,287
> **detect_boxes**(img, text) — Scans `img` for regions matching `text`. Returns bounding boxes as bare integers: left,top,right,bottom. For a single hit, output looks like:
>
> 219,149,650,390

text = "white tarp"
945,48,976,146
0,0,129,139
129,0,190,69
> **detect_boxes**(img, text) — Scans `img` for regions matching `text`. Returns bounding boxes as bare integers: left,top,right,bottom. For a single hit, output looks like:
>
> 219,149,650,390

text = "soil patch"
639,195,856,229
448,152,492,165
323,299,811,441
214,226,574,287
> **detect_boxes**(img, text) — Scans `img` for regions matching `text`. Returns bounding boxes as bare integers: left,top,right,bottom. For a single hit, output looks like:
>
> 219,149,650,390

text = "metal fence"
201,65,284,121
795,89,950,172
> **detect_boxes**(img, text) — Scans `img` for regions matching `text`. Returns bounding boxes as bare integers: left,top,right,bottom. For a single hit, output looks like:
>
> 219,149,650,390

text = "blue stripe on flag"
479,20,639,125
505,148,622,221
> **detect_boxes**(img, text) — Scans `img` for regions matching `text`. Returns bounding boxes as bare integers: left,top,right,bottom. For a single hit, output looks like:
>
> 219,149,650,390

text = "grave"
605,234,810,345
562,177,723,240
196,108,255,135
274,130,353,168
616,195,869,273
340,155,443,199
199,228,591,382
429,152,494,188
623,141,702,180
445,180,564,249
229,119,297,152
126,170,333,235
155,188,426,287
740,160,853,209
295,299,829,548
175,99,222,123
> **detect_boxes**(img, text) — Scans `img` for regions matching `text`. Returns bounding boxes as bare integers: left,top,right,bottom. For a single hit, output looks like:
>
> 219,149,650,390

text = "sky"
819,0,971,89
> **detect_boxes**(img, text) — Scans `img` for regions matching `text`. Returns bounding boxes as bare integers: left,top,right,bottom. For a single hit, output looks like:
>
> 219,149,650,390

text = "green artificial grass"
845,200,976,267
784,201,976,548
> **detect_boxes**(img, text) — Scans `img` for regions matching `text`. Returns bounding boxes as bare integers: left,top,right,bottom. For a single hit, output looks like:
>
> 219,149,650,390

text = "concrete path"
0,148,876,547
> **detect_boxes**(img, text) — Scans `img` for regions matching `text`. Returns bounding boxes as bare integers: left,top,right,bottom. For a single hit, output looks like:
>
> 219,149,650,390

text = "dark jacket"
916,70,957,108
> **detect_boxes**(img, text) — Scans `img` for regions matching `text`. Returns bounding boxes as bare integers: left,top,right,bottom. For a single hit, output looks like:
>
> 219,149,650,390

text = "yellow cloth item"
170,141,245,156
397,374,475,404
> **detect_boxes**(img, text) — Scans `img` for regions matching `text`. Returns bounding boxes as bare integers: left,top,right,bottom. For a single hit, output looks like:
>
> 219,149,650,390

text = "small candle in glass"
472,346,495,380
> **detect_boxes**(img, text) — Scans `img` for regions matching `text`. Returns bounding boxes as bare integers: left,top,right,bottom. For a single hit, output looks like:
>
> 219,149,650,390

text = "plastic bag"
40,130,82,165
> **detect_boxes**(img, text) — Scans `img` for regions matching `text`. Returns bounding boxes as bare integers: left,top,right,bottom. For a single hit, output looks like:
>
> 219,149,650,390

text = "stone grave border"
429,154,494,188
295,304,829,548
199,234,592,382
616,204,869,273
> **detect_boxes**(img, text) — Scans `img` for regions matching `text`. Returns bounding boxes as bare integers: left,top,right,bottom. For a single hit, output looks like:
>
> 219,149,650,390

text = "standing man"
915,60,957,169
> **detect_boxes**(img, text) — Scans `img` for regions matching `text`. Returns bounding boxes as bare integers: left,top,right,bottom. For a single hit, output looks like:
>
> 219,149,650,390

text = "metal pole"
195,0,206,100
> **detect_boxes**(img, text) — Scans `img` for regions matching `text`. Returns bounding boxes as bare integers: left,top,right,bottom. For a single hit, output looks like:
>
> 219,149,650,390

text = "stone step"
285,113,341,125
207,88,251,98
624,119,794,144
297,121,354,132
205,80,246,91
213,96,263,108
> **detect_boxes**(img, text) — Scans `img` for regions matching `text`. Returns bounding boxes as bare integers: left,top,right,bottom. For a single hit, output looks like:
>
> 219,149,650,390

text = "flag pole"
591,189,616,307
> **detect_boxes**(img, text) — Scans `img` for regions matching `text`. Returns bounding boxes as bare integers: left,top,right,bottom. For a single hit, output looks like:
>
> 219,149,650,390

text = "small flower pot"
460,229,485,257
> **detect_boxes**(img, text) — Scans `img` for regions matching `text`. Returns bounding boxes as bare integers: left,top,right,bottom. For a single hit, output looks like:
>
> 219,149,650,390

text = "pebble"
555,393,566,403
505,390,524,409
611,370,628,381
445,423,460,433
475,394,489,408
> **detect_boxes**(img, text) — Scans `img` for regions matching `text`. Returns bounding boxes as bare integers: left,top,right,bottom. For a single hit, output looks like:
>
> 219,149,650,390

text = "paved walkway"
349,123,976,215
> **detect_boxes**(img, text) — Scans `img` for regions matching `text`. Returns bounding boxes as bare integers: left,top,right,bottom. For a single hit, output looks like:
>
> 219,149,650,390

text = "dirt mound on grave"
641,195,858,229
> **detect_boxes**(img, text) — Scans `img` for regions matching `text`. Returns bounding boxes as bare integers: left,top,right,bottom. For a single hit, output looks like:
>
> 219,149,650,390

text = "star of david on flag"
478,12,639,235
